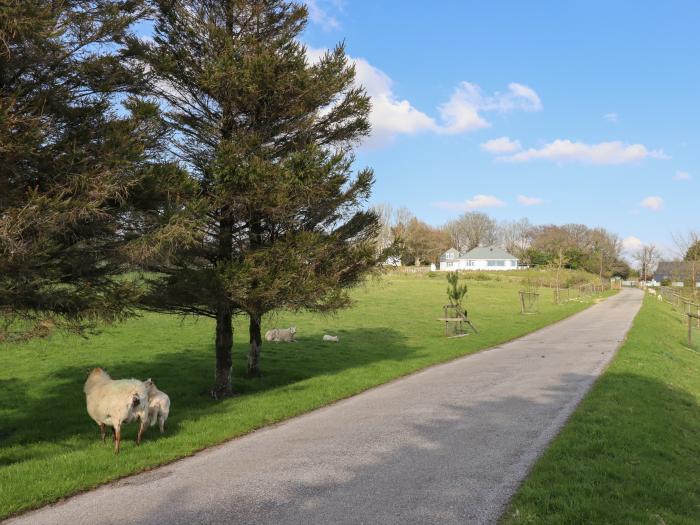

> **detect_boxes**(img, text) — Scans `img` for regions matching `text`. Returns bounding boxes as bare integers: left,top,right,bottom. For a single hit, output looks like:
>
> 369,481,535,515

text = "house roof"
463,246,517,260
440,246,517,261
653,261,694,281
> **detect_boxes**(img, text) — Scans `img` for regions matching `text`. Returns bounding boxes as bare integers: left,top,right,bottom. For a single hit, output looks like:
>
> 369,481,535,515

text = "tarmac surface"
5,288,643,525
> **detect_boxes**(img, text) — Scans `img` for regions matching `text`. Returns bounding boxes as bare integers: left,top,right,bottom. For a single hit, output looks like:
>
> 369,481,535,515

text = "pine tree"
128,0,378,395
0,0,158,339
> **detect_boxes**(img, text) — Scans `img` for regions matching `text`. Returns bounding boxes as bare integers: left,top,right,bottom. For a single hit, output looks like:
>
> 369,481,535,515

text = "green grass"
0,272,609,518
503,294,700,525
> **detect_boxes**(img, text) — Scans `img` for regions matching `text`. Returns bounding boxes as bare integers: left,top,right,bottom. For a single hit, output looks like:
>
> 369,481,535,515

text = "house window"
446,261,453,267
466,260,474,267
487,260,506,267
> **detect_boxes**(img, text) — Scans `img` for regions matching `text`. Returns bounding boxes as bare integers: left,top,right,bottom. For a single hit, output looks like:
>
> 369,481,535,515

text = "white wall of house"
439,259,518,271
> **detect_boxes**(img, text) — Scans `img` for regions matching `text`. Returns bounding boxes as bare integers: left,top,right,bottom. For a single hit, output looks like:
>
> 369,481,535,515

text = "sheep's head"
144,378,156,393
290,327,296,334
87,368,109,380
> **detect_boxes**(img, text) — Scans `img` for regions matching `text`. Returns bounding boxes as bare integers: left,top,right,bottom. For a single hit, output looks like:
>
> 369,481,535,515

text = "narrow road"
6,289,643,525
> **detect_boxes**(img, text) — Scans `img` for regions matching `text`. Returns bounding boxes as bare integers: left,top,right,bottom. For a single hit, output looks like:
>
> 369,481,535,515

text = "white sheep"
84,368,149,453
144,379,171,434
264,326,296,342
648,288,657,295
322,334,339,342
658,294,663,301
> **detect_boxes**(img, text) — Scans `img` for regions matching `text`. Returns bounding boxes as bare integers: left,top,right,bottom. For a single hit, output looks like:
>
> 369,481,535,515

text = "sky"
301,0,700,258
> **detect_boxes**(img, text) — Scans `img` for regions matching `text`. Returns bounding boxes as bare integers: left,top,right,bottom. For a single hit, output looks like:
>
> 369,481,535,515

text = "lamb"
322,334,339,342
265,326,296,342
84,368,149,453
658,294,663,301
144,379,171,434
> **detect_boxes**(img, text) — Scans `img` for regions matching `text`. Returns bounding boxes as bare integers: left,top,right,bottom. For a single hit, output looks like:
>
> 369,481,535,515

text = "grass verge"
502,294,700,525
0,272,611,518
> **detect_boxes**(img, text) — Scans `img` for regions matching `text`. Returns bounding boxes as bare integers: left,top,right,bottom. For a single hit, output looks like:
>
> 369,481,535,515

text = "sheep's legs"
158,415,165,434
99,423,106,442
113,425,121,454
136,419,147,445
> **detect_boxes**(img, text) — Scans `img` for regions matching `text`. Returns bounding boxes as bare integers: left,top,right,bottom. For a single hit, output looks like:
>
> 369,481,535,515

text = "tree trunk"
247,313,262,377
212,301,233,398
212,212,234,399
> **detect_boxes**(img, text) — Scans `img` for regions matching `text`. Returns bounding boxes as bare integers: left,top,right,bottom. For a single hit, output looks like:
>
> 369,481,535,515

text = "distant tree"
588,228,622,281
498,218,533,258
372,203,395,254
0,0,156,338
393,218,449,265
633,244,660,282
674,230,700,295
445,212,498,252
129,0,378,390
685,239,700,262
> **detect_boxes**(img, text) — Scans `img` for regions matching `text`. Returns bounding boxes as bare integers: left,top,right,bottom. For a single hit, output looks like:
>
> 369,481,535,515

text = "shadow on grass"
0,327,414,465
121,372,700,525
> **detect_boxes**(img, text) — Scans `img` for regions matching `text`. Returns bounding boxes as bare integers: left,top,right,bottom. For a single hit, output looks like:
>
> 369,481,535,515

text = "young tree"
0,0,156,338
446,272,467,307
129,0,378,391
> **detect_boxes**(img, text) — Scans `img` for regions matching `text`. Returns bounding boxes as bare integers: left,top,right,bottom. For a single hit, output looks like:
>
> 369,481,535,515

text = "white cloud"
496,139,669,165
438,82,542,134
517,195,545,206
673,170,692,181
480,136,522,154
306,48,541,145
305,0,340,31
622,236,643,253
604,112,618,123
640,196,664,211
433,194,506,212
351,57,437,143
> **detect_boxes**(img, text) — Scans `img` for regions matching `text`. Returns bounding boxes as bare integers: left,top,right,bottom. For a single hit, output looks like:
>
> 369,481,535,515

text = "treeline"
373,205,631,278
1,1,379,396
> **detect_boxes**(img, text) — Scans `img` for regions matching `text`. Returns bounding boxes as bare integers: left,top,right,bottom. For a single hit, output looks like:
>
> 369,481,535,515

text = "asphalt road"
6,288,643,525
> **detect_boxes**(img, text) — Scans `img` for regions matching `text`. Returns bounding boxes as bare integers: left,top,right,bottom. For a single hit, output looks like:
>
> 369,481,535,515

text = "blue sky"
302,0,700,256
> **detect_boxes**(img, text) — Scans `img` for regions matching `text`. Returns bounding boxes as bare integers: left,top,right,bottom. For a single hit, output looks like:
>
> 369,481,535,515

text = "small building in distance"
439,246,519,271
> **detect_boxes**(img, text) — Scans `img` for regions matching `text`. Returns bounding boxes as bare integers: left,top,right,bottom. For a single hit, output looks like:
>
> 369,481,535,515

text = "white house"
439,246,519,271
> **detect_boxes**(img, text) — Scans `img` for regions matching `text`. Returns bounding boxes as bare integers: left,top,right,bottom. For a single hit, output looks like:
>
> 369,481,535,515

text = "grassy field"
0,271,609,518
503,294,700,524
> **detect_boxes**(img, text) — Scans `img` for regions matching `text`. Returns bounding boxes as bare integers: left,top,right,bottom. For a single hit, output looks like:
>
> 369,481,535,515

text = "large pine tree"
0,0,160,338
128,0,379,396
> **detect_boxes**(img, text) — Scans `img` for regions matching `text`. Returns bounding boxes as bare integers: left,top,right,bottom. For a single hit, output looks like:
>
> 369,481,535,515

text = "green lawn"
503,294,700,525
0,271,608,518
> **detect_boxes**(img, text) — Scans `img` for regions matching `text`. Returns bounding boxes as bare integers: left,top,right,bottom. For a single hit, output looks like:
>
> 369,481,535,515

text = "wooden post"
688,314,693,347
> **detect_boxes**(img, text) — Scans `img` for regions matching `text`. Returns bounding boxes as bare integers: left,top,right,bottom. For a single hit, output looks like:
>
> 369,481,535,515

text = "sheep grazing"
144,379,171,434
84,368,149,453
322,334,339,342
265,326,296,342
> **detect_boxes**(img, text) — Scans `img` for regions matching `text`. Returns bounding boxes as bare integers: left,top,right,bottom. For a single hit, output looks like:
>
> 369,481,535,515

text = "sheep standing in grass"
144,379,171,434
84,368,149,453
265,327,296,342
